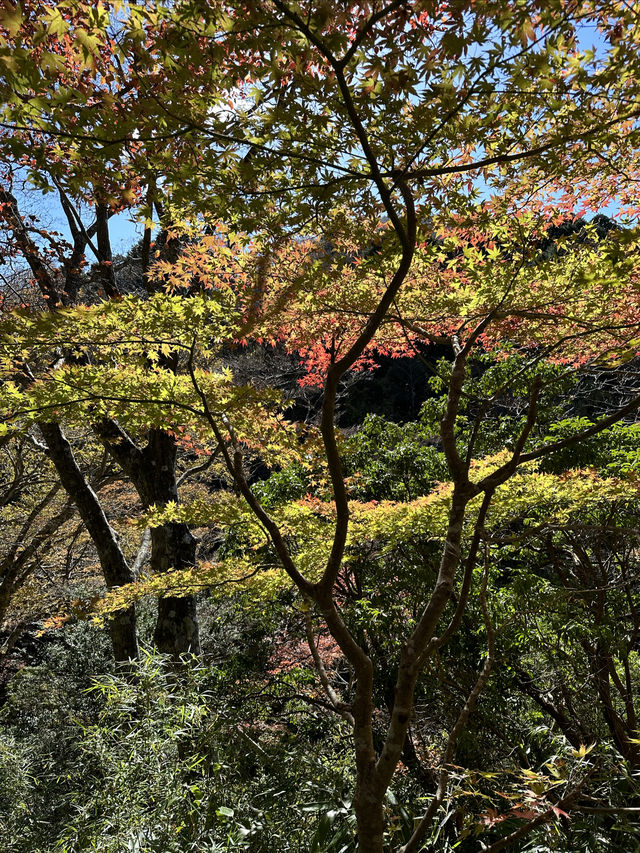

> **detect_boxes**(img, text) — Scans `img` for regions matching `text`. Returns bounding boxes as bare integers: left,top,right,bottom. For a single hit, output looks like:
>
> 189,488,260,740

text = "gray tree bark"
38,422,139,662
95,421,200,657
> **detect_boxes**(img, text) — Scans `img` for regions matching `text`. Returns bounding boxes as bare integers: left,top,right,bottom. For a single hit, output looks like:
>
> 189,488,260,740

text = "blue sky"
5,19,618,271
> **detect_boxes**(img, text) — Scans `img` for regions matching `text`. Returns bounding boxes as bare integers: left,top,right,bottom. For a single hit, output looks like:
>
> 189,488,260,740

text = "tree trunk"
151,522,200,655
95,421,201,657
139,430,201,656
354,776,385,853
5,186,141,662
108,606,140,663
39,422,139,662
590,644,640,765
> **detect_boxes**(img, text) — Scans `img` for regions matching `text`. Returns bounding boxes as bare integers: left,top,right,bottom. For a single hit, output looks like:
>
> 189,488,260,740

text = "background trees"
2,0,640,851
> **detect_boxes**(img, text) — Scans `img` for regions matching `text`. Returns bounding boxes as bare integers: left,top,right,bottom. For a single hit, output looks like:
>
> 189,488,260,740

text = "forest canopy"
1,1,640,851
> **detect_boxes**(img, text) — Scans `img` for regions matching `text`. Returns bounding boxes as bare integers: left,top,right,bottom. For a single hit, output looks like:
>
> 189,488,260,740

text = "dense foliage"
2,1,640,851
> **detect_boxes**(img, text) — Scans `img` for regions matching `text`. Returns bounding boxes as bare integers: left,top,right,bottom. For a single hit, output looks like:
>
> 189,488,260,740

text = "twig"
304,605,354,726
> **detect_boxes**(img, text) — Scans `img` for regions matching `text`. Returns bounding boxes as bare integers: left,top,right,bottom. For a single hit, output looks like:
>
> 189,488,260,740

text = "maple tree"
0,2,215,660
2,0,640,851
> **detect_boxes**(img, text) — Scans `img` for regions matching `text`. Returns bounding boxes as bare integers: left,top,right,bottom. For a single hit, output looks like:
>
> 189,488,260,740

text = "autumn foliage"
2,1,640,852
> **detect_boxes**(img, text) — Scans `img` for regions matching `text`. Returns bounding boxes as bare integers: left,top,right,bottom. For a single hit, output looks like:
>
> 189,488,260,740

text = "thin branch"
132,527,151,577
185,339,314,596
408,107,640,180
520,391,640,463
304,605,354,726
419,489,494,668
399,543,496,853
176,444,222,487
